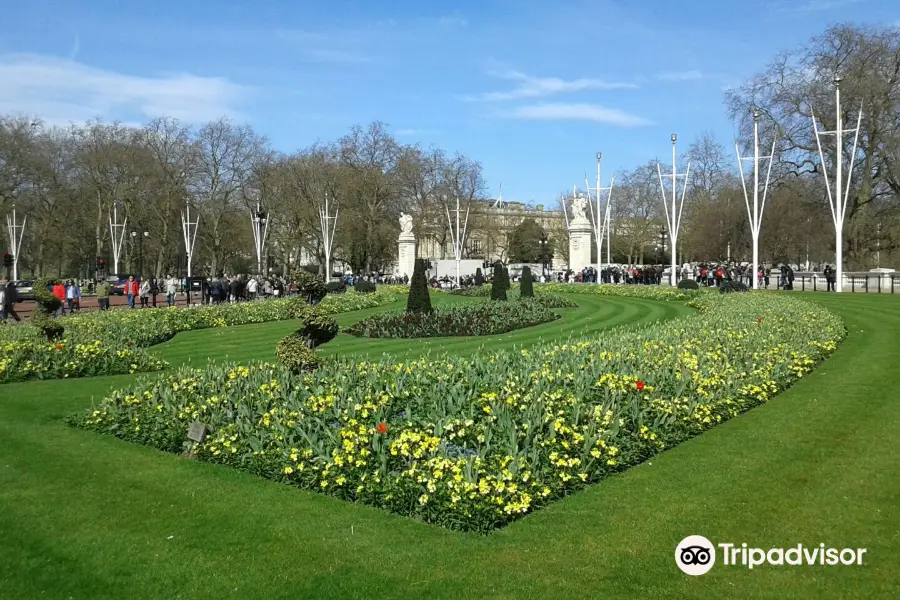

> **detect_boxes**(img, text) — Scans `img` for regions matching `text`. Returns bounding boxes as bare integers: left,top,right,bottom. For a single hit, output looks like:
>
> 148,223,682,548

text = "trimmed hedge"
345,298,561,338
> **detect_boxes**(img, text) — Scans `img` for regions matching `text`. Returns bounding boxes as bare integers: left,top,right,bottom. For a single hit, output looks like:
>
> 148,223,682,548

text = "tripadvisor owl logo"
675,535,868,575
675,535,716,576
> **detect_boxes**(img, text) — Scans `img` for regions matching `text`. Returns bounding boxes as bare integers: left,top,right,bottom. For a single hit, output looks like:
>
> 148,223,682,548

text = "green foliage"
346,297,561,338
491,262,507,301
76,292,844,533
0,288,406,384
508,218,551,263
31,278,64,341
300,313,339,347
406,258,432,313
520,266,534,298
292,270,327,304
720,280,750,294
502,266,511,291
325,281,346,294
275,333,323,372
354,279,377,294
474,268,484,286
677,279,700,290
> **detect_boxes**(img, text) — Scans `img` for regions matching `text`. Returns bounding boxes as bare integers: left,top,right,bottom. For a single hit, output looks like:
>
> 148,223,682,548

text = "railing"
784,272,900,294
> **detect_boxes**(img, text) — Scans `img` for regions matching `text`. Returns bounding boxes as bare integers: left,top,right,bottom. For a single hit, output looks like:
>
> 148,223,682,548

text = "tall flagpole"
251,201,269,276
656,133,691,287
811,75,862,293
6,203,26,281
736,109,777,289
445,196,470,289
319,192,338,283
181,200,199,303
109,199,127,276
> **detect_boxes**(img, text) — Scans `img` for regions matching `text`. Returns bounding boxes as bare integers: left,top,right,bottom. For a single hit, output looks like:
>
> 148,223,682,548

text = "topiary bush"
719,280,749,294
300,312,339,348
520,266,534,298
502,266,511,291
31,278,64,341
491,262,507,301
275,333,323,372
325,281,346,294
354,279,377,294
406,258,432,313
292,271,327,304
677,279,700,290
474,268,484,286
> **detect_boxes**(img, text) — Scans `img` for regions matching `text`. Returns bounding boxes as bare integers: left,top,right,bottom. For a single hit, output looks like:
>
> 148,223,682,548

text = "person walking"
96,278,111,310
165,274,178,307
66,279,81,312
52,280,67,315
150,277,158,307
125,276,139,308
139,277,151,308
1,279,22,321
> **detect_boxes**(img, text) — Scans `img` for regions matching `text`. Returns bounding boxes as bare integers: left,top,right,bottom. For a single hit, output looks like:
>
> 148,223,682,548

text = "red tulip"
636,380,645,391
377,423,388,434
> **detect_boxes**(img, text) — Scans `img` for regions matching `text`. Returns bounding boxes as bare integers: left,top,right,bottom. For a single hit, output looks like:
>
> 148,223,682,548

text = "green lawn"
0,292,897,599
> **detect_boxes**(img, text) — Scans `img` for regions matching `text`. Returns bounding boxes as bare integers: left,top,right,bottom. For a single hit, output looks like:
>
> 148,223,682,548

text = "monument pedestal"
397,233,416,280
568,217,592,272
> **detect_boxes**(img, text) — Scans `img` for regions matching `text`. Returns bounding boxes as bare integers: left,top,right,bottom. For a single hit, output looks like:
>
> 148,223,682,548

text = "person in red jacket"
52,280,66,316
126,275,139,308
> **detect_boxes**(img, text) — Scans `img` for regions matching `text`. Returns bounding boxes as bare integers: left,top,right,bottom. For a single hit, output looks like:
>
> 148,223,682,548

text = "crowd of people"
0,260,849,322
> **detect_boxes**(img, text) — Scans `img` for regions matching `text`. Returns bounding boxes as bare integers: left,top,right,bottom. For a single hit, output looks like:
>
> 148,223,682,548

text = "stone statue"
571,194,588,222
399,212,414,235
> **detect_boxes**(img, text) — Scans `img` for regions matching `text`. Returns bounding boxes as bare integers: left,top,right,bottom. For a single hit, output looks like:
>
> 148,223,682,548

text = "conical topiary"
406,258,432,313
520,266,534,298
474,267,484,286
502,266,511,291
491,262,507,301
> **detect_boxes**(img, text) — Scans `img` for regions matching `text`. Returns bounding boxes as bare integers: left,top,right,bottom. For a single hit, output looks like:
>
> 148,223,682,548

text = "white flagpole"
735,109,777,290
811,75,862,293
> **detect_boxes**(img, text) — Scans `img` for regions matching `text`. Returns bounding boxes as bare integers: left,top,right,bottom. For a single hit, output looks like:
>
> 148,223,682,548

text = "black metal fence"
785,272,900,294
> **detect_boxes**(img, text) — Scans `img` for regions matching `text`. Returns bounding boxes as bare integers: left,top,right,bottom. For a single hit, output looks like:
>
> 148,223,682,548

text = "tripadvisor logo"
675,536,867,576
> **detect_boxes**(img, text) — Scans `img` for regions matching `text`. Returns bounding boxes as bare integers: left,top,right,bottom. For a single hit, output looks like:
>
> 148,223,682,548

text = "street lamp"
130,229,149,277
539,235,550,277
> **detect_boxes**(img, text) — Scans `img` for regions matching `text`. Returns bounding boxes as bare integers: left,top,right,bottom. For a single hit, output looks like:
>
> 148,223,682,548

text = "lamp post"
539,235,549,277
130,229,149,278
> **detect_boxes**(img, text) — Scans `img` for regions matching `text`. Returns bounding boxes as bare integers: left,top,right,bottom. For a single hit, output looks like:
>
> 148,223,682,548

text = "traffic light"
3,252,12,268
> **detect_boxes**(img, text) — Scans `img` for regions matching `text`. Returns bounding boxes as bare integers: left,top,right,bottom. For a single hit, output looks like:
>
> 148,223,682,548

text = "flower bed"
345,297,564,339
537,283,703,301
0,289,404,384
455,283,702,302
71,292,844,532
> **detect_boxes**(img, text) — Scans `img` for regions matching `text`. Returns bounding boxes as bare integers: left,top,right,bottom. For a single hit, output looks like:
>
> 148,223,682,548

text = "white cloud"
466,70,637,102
658,70,703,82
395,128,439,136
500,103,652,127
0,53,248,125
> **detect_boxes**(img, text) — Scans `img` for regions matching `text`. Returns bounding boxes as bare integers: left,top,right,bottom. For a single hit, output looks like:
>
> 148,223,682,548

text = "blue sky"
0,0,894,204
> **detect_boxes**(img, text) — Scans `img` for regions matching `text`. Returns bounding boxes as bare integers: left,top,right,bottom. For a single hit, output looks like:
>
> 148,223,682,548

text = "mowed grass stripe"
4,293,896,599
153,293,691,366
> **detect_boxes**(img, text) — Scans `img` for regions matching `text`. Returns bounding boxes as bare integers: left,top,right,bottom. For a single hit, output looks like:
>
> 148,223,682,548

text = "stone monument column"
568,195,592,272
397,213,416,280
